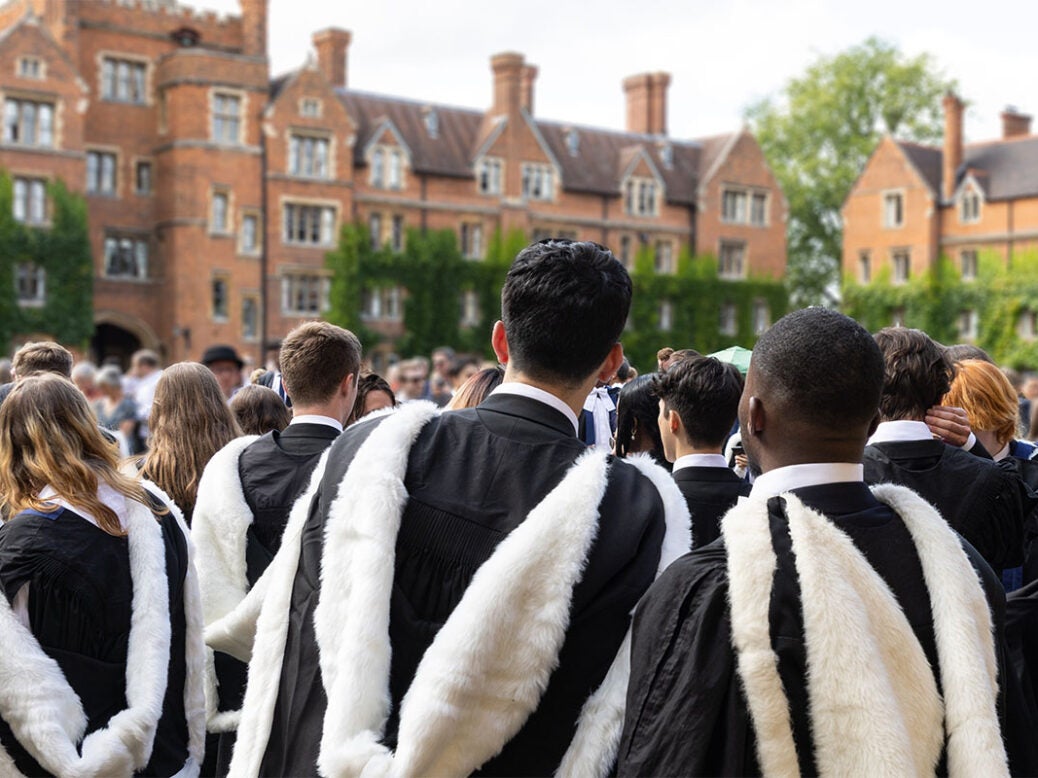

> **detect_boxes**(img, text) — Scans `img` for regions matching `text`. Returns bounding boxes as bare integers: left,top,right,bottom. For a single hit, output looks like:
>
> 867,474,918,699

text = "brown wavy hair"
0,374,154,535
141,362,242,520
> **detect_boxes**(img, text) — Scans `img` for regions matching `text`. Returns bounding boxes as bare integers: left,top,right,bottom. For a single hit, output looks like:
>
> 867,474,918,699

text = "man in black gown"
617,308,1012,777
656,354,748,548
216,240,686,776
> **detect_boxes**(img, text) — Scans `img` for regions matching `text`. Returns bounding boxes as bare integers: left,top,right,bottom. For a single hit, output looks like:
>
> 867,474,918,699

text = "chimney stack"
490,52,525,116
623,71,671,135
240,0,268,58
942,92,964,201
1001,106,1032,139
520,64,538,114
313,28,351,89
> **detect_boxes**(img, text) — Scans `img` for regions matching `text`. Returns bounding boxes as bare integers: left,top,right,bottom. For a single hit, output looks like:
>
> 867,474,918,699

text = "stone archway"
91,310,161,371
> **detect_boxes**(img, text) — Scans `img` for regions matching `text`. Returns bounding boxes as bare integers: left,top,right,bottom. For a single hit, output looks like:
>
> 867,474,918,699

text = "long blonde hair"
0,374,153,535
141,362,242,520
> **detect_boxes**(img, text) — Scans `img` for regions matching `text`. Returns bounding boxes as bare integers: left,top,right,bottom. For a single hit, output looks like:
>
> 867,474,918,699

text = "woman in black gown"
0,374,205,776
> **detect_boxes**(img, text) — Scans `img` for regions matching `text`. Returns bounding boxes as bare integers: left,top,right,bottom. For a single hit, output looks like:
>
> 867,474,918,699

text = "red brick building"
0,0,786,366
843,94,1038,341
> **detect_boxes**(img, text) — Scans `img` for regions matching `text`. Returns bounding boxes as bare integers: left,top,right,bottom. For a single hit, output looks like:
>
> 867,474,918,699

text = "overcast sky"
205,0,1038,144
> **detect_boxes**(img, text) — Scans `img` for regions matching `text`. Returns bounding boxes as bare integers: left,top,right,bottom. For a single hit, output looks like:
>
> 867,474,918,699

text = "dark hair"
616,358,633,382
654,356,743,447
347,373,396,425
448,355,480,380
230,384,291,435
501,240,631,386
944,343,993,364
874,327,953,421
663,348,702,369
752,308,884,428
12,341,73,379
279,322,362,407
615,374,667,465
446,366,504,410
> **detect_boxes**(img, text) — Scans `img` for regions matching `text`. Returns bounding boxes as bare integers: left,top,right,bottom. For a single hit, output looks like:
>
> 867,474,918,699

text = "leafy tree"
745,37,955,306
0,172,93,352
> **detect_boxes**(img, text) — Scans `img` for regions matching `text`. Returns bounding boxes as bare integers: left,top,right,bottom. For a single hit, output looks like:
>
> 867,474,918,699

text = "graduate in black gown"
0,374,205,776
618,309,1018,777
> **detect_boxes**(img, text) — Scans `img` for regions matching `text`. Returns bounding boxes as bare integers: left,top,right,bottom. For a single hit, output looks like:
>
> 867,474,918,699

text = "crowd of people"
0,238,1037,776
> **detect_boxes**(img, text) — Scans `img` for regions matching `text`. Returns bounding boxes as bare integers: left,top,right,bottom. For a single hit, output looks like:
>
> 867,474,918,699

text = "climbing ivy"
0,171,94,353
326,224,789,371
842,249,1038,369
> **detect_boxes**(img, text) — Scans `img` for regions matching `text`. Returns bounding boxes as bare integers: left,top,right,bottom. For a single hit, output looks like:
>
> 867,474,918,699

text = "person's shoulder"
636,543,730,621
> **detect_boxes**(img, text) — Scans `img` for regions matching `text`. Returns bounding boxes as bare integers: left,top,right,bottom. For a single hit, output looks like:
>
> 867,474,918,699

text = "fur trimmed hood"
722,484,1007,778
0,481,205,777
227,401,690,778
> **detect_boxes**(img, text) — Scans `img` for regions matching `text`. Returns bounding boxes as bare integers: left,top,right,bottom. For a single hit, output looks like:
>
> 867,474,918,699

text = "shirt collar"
672,453,729,473
867,420,933,446
749,462,864,501
489,382,580,436
290,414,343,433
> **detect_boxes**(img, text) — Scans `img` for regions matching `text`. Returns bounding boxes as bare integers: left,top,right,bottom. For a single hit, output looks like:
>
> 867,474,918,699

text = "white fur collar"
722,485,1007,777
0,482,204,777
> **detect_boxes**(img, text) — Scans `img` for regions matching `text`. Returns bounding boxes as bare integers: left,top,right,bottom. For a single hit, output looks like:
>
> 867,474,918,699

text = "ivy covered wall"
327,224,789,372
0,172,94,354
842,250,1038,369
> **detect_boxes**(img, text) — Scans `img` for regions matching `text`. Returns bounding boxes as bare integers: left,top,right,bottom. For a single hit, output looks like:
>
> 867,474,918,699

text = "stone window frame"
287,129,334,180
460,221,484,260
280,197,339,248
14,262,45,308
2,92,57,148
299,97,323,118
280,268,332,317
721,186,770,227
718,239,747,279
97,52,151,106
210,272,230,322
476,156,503,196
209,186,233,237
624,176,659,217
85,146,120,197
241,292,260,341
16,56,44,80
891,248,911,284
238,208,262,256
882,188,906,229
520,161,555,202
11,174,49,226
133,157,153,196
210,87,246,146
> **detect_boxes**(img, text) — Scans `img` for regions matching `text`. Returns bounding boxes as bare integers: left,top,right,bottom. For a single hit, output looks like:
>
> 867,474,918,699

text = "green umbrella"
707,346,752,375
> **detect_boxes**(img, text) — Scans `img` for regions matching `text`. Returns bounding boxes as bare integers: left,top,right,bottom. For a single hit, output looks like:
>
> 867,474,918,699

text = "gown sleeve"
616,545,759,777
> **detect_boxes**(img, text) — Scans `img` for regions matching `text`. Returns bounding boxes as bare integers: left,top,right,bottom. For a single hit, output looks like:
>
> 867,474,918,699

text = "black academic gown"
0,502,190,777
671,465,750,549
864,439,1031,574
616,482,1010,778
260,393,667,776
212,421,340,775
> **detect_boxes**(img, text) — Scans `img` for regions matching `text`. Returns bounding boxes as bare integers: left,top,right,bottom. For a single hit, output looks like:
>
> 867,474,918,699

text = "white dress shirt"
868,419,976,451
290,414,343,433
672,453,729,473
749,462,864,501
490,382,580,436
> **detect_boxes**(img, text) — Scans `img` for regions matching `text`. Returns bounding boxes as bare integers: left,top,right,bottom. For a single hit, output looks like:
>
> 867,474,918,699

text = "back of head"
71,361,97,383
279,321,362,407
446,366,505,411
0,374,146,533
655,356,744,448
753,308,884,430
501,240,631,386
944,359,1019,448
131,348,160,371
12,341,73,379
944,343,992,365
874,327,952,421
615,374,666,463
96,365,123,390
230,384,291,435
144,362,242,517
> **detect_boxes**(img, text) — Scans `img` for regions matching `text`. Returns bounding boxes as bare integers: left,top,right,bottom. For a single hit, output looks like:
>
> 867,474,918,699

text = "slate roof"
896,136,1038,202
322,86,734,205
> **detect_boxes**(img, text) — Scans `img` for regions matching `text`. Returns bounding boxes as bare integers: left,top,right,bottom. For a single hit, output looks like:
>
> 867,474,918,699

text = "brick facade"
0,0,786,367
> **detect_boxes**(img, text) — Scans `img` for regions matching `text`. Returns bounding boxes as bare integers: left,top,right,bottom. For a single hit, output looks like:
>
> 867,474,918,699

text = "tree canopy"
745,37,955,306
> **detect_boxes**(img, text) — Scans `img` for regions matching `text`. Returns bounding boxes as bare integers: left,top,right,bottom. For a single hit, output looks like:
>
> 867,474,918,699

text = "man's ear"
746,396,765,436
867,411,880,439
597,343,624,383
667,408,681,434
491,320,509,365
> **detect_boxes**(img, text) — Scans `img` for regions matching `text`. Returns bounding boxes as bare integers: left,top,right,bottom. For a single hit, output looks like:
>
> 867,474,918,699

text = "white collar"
867,420,933,445
489,382,580,436
993,442,1011,462
290,414,343,433
38,482,128,531
749,462,864,500
672,453,728,473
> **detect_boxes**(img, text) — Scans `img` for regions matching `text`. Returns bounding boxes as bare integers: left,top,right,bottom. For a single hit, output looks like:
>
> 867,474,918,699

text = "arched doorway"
91,311,162,371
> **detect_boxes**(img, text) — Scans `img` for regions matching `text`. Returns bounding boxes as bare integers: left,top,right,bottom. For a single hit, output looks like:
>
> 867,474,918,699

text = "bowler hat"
201,344,244,369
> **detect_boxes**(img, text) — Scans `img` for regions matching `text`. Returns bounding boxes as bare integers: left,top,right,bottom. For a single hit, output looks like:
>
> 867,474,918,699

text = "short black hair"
753,308,883,428
655,356,743,447
501,240,631,385
615,374,667,466
944,343,993,365
874,327,953,421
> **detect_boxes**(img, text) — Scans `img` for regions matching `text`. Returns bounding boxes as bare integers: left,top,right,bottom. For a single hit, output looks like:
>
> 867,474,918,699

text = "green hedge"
326,225,789,372
842,250,1038,369
0,172,94,353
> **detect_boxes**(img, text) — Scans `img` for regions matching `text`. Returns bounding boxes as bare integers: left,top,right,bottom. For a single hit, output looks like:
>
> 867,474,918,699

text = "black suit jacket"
262,393,668,776
672,466,750,549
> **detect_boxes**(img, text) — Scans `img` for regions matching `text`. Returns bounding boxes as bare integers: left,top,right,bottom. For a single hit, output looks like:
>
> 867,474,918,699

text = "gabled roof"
332,88,738,204
339,90,483,179
896,141,942,196
893,136,1038,203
